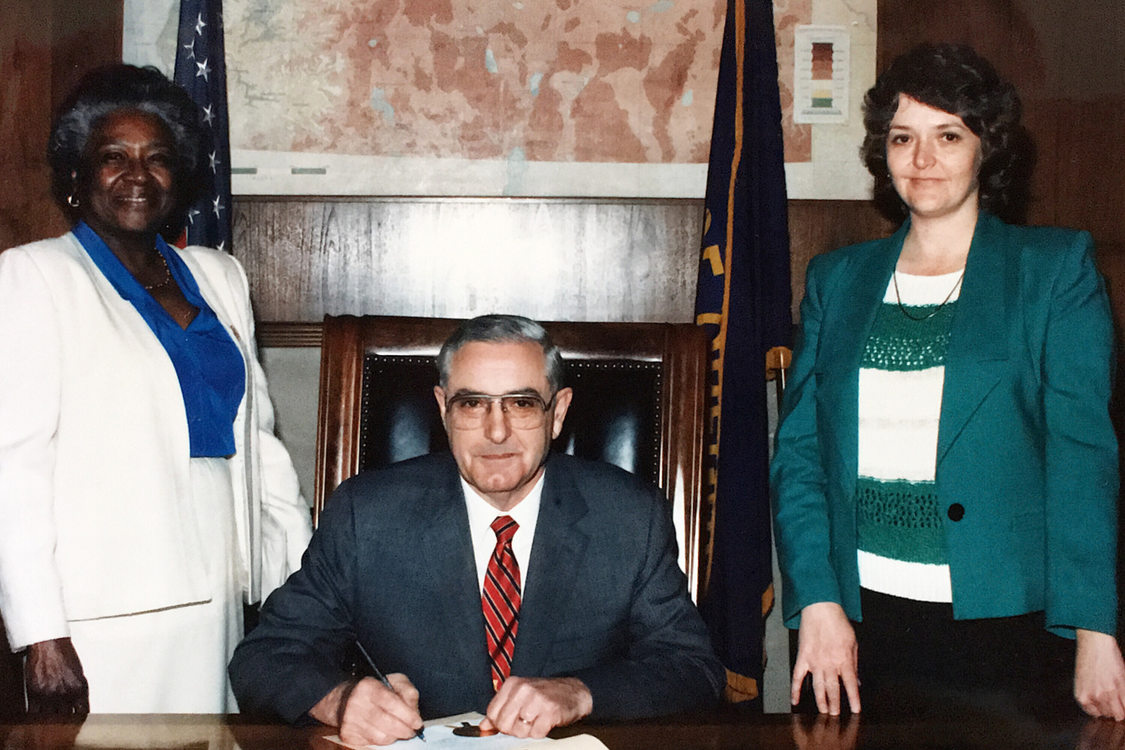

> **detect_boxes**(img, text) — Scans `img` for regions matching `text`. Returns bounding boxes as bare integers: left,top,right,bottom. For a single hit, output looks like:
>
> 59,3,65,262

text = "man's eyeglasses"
445,392,556,430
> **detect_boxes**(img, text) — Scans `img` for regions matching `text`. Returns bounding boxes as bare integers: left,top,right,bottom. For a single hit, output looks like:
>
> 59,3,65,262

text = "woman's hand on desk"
25,637,89,714
792,602,861,715
1075,629,1125,721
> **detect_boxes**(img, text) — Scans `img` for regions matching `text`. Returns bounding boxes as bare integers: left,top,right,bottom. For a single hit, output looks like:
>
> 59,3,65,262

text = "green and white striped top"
856,268,964,603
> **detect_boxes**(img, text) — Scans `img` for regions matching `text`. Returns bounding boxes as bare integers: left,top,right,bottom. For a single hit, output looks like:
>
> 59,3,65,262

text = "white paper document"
326,712,609,750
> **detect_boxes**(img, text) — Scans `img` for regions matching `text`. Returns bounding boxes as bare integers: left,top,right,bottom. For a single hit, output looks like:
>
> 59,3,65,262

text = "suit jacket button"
947,503,965,522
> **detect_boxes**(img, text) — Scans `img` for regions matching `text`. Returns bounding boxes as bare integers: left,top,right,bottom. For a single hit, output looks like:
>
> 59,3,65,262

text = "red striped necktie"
482,515,521,690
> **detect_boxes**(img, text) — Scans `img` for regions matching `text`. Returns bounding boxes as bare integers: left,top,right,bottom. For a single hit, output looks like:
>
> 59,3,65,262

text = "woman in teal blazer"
772,44,1125,719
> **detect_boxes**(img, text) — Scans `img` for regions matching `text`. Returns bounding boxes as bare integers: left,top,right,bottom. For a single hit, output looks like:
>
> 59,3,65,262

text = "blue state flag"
694,0,792,705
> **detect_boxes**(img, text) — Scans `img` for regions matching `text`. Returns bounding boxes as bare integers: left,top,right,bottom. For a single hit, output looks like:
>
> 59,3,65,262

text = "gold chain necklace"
143,252,173,291
893,268,965,322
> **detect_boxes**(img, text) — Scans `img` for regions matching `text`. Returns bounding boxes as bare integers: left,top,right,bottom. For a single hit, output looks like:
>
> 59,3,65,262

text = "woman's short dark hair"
47,64,208,228
860,43,1033,224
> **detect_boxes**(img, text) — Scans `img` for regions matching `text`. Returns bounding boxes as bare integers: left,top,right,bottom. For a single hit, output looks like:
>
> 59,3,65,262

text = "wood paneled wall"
0,0,122,251
234,197,706,325
235,197,895,330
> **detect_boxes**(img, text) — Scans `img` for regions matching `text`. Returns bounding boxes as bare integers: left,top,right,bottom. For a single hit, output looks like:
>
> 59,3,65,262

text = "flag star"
196,58,210,82
182,40,195,60
212,195,224,218
195,13,206,36
187,208,200,225
209,151,220,172
202,104,215,126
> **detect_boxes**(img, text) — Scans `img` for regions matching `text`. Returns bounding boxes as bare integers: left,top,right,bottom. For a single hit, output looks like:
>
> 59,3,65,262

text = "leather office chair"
314,315,710,599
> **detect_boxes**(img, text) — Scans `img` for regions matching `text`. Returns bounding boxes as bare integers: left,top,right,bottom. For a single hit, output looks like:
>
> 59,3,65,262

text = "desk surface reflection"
1,709,1123,750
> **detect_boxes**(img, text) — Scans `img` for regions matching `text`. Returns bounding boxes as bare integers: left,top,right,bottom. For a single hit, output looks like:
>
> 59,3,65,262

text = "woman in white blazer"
0,65,311,713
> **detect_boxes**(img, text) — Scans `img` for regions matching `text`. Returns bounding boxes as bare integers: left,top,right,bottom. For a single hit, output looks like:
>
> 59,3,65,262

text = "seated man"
229,314,724,744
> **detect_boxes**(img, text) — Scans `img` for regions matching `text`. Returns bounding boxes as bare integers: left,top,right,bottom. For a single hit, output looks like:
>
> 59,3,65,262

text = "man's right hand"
791,602,861,715
310,675,423,746
25,637,89,713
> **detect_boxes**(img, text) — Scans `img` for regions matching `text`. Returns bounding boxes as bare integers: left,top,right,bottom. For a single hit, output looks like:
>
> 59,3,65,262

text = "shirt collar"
461,468,545,531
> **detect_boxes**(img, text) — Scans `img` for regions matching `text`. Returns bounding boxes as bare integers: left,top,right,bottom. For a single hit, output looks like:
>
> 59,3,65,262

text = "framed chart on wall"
124,0,875,199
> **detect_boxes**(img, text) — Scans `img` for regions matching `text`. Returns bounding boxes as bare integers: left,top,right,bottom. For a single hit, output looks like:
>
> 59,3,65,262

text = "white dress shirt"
461,471,544,593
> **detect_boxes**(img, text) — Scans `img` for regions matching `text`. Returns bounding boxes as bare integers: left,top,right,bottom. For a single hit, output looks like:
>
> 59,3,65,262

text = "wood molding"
257,321,323,348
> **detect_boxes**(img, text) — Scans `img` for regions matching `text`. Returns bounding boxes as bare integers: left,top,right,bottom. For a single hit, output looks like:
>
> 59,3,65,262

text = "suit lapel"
413,459,492,684
510,459,590,677
818,229,904,374
817,226,904,497
937,213,1010,464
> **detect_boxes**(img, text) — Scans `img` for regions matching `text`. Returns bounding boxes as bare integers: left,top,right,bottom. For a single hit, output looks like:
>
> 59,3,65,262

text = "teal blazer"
771,212,1118,637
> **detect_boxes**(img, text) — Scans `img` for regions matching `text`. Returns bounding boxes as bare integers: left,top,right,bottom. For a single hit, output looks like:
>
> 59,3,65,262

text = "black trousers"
858,588,1077,717
796,588,1079,719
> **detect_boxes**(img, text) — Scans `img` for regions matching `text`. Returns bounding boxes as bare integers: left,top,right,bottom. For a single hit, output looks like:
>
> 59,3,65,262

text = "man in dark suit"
229,314,724,745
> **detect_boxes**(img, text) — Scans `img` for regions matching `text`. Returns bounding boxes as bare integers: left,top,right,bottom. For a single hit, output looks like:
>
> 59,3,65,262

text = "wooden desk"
1,711,1123,750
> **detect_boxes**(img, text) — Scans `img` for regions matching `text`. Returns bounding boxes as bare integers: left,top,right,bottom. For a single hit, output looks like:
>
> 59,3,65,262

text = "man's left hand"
481,676,593,738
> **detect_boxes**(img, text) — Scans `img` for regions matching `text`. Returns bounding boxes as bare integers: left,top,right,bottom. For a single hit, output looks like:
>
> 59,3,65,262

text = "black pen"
355,640,426,742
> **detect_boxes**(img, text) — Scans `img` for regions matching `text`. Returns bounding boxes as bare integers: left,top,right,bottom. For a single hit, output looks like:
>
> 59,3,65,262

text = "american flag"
174,0,232,252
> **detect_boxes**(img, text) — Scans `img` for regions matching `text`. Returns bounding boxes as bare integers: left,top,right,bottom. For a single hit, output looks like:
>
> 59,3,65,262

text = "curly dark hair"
860,43,1034,224
47,64,209,233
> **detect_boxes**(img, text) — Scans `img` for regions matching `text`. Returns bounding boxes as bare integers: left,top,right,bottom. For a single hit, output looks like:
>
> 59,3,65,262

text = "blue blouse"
73,222,246,457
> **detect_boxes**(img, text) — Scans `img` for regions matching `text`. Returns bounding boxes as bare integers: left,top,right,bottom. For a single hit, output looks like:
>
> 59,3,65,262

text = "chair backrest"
315,315,710,598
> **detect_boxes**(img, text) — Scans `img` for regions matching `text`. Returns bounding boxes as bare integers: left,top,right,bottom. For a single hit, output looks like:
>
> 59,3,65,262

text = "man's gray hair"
437,314,564,393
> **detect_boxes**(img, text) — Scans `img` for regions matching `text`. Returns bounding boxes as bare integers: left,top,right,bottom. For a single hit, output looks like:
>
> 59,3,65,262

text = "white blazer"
0,232,312,650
